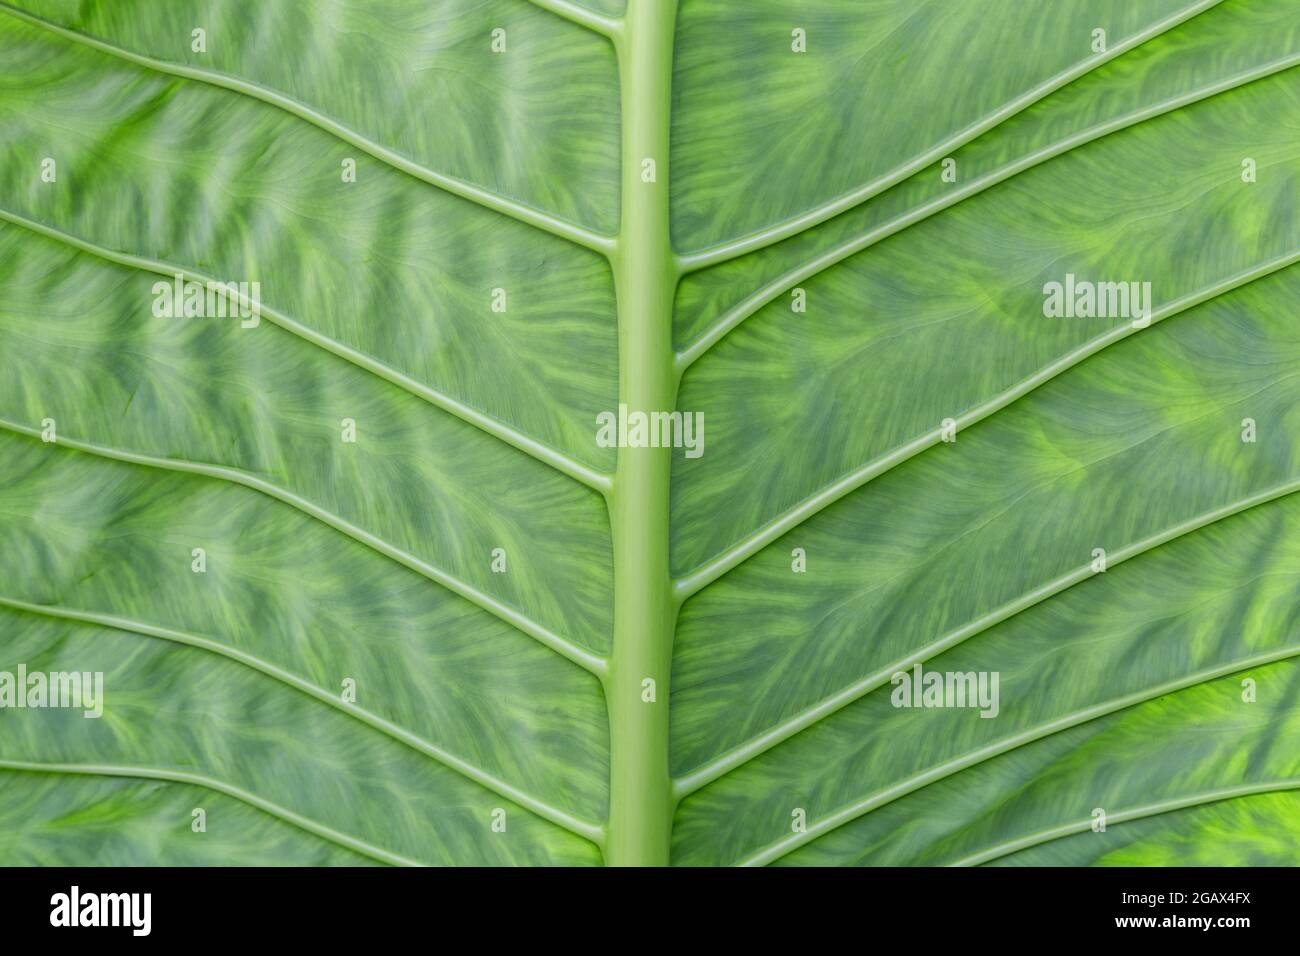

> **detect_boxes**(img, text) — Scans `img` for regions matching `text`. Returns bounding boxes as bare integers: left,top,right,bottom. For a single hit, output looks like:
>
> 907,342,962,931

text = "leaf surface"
0,0,1296,866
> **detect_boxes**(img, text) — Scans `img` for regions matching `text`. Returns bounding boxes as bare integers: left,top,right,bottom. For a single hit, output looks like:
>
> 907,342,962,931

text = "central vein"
604,0,681,867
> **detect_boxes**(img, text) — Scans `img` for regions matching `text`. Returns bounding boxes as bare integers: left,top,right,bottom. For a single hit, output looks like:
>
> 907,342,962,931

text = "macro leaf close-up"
0,0,1297,871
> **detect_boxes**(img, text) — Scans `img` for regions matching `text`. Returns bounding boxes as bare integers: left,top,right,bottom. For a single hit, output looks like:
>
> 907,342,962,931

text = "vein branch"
0,759,423,866
526,0,623,38
676,53,1300,372
673,479,1300,800
0,208,613,497
0,2,617,256
673,0,1225,274
737,643,1300,866
0,418,609,678
0,595,605,845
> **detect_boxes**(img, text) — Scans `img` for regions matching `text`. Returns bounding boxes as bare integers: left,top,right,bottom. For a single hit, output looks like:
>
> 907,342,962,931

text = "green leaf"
0,0,1296,866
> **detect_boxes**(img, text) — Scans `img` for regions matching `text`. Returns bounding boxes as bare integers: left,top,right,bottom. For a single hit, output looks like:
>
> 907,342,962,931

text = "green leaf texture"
0,0,1296,865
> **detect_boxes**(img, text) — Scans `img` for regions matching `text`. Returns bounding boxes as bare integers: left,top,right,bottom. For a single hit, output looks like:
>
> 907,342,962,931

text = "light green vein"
0,594,605,845
0,2,617,256
0,207,613,496
949,780,1300,867
673,0,1225,272
673,250,1300,601
0,418,609,678
527,0,623,38
737,644,1300,866
0,759,422,866
673,478,1300,799
676,53,1300,372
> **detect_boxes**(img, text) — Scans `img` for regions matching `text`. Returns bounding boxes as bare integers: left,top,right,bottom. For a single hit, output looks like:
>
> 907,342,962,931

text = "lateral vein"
736,643,1300,866
0,418,609,678
948,780,1300,867
676,53,1300,372
526,0,623,38
672,250,1300,602
0,207,614,497
0,595,606,845
0,2,617,256
673,0,1225,273
0,759,422,866
673,479,1300,799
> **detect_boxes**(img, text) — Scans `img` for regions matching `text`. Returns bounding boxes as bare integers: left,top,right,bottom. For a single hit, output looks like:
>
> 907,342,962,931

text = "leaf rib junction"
0,208,613,497
0,760,423,866
737,642,1300,866
0,595,606,846
674,53,1300,373
526,0,623,38
672,0,1225,274
672,250,1300,603
0,2,618,257
673,479,1300,801
0,419,609,678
